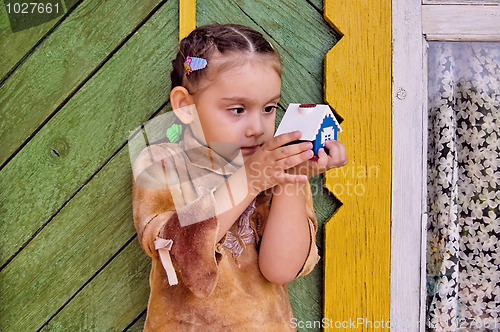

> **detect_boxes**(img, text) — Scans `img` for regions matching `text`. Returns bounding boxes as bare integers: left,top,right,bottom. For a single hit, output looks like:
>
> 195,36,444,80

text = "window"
321,126,334,144
392,1,500,330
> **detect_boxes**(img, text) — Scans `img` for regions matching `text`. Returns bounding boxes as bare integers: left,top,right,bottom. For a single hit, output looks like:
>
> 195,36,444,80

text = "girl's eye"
264,105,277,113
228,107,245,115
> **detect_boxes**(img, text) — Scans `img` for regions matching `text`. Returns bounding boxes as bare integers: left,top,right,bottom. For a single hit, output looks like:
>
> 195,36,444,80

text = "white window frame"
321,127,333,144
391,1,500,331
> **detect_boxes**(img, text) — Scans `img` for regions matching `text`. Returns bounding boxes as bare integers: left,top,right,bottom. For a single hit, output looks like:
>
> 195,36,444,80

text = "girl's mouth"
240,145,259,154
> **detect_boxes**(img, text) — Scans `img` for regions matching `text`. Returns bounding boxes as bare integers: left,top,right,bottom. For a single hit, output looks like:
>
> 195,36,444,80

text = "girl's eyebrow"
268,94,282,102
221,97,247,103
221,94,281,103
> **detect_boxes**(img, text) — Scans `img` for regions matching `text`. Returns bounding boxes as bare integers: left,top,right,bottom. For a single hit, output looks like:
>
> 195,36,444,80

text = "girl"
132,23,347,331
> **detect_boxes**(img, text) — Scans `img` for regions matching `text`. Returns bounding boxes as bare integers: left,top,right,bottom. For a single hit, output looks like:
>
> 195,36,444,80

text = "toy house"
275,103,342,155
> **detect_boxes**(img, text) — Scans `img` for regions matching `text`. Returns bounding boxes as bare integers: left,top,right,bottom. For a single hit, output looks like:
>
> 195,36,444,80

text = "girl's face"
190,59,281,161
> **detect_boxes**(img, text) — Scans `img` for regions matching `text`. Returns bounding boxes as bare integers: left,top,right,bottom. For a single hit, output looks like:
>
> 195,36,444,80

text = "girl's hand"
244,131,313,195
288,140,347,178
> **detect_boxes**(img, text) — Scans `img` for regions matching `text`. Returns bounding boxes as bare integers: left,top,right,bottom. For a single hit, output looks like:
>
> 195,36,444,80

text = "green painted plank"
125,314,147,332
0,0,80,79
0,0,163,167
307,0,323,13
288,268,323,325
0,0,177,267
39,241,150,331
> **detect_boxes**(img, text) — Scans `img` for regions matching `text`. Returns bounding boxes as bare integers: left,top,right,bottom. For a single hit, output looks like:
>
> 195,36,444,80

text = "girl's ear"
170,86,195,124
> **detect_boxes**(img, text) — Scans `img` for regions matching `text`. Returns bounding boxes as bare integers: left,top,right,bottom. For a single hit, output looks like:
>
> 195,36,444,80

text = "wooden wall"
1,0,177,330
0,0,341,330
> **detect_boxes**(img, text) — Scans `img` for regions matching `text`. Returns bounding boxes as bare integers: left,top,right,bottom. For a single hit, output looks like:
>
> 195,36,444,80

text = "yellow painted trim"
179,0,196,41
323,0,391,330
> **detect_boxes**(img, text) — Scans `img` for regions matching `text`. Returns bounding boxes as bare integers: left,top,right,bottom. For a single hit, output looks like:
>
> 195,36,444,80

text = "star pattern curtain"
426,42,500,331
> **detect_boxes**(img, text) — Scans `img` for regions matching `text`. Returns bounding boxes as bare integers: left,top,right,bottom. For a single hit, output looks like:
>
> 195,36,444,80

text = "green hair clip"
166,123,183,143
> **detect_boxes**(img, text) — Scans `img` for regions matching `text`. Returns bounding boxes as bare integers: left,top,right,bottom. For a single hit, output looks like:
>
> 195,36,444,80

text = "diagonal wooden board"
0,0,80,80
0,0,163,168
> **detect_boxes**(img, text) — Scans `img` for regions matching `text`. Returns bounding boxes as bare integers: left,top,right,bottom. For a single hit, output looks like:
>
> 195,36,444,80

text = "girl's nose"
245,113,265,137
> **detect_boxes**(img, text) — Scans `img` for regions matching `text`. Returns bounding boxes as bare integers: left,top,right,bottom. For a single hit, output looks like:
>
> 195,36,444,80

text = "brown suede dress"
132,129,320,331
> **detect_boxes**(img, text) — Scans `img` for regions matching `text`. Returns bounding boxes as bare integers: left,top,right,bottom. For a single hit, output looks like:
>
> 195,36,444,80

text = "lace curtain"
426,42,500,331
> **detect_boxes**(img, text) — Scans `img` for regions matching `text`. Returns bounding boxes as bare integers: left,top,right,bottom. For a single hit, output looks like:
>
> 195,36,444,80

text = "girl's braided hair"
171,23,281,94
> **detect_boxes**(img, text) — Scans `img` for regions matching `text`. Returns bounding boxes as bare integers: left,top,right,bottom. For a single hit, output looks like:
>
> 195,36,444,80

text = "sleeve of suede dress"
132,145,221,298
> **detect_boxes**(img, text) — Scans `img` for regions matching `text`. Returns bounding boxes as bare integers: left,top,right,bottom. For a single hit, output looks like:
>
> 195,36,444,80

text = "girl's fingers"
325,140,348,166
279,149,314,169
316,148,328,166
267,131,303,150
274,141,313,161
